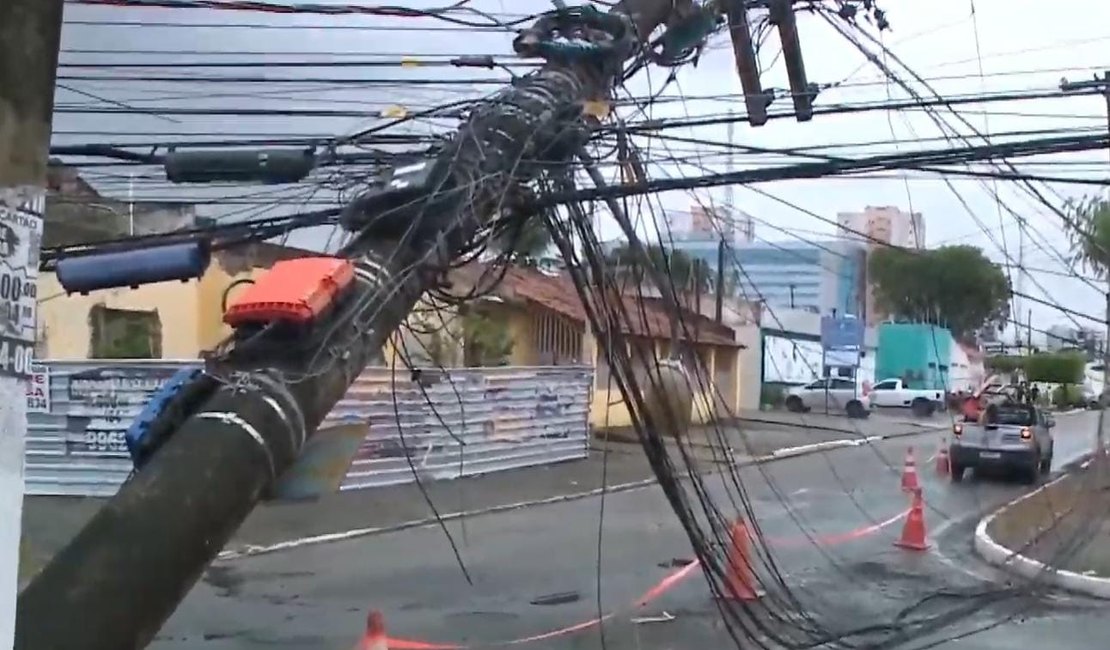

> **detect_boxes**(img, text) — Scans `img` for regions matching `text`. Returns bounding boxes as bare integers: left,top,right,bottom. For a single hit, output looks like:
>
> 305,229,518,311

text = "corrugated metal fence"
25,361,593,497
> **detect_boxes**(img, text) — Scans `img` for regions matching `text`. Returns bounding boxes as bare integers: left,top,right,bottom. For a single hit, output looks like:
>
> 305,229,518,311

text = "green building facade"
875,323,954,390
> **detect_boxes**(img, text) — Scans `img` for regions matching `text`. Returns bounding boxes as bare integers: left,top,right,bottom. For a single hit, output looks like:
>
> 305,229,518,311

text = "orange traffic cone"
894,489,930,551
901,446,920,493
723,519,760,601
355,610,389,650
935,439,950,477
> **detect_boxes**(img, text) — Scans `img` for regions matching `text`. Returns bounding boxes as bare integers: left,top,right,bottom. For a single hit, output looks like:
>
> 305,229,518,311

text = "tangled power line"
27,1,1110,649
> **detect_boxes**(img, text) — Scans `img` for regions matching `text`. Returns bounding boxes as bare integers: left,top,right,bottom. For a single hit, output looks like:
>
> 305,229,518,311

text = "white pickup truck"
867,378,944,416
784,377,872,419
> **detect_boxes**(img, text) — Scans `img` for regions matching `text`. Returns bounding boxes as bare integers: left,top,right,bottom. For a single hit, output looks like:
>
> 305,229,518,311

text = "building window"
532,309,583,365
88,305,162,359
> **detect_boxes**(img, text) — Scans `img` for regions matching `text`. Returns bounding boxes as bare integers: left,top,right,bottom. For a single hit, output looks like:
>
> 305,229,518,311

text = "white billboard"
762,335,823,385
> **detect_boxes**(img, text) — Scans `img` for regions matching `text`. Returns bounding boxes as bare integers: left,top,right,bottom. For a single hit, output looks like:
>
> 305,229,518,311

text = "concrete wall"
742,311,878,408
587,339,742,430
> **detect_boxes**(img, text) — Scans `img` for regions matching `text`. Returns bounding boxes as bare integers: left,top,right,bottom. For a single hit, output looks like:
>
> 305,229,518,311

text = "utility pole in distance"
0,1,65,648
1060,71,1110,443
1097,71,1109,441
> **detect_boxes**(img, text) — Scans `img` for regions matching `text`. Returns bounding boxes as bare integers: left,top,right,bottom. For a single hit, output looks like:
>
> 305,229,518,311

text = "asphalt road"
150,411,1105,650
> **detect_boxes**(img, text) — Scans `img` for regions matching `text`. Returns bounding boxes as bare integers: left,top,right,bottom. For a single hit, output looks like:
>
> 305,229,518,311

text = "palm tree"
493,216,552,267
1066,195,1110,279
605,243,708,292
1065,194,1110,414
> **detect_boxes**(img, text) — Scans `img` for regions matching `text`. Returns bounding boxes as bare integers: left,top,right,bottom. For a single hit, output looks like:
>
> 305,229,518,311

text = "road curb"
217,423,945,562
973,455,1110,599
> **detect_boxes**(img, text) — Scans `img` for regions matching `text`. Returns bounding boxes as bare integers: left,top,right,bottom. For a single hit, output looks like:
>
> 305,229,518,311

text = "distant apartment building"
662,202,755,244
837,205,925,249
718,240,866,317
837,205,926,325
1046,323,1105,360
45,160,200,248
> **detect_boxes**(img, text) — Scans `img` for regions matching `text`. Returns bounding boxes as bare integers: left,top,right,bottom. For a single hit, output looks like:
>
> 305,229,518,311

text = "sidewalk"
982,456,1110,582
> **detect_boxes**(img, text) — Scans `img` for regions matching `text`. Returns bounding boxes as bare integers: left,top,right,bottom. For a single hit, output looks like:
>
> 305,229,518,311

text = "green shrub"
1024,352,1085,385
761,384,786,408
986,355,1024,374
1051,385,1085,409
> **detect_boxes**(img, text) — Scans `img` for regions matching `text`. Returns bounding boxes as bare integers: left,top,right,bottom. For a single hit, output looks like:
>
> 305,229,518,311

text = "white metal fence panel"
326,366,594,490
25,360,199,496
25,362,593,497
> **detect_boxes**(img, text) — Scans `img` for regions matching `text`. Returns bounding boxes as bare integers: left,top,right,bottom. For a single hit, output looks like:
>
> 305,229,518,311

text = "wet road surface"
152,411,1104,649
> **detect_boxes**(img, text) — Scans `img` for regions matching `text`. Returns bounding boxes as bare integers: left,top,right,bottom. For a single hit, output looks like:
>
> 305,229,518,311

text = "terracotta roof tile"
450,263,739,346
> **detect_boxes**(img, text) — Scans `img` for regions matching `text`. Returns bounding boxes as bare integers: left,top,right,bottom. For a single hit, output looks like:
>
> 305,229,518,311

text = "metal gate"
25,361,593,497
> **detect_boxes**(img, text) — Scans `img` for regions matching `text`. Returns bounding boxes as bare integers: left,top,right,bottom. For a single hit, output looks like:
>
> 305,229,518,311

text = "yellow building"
446,264,746,430
36,249,745,430
36,243,311,360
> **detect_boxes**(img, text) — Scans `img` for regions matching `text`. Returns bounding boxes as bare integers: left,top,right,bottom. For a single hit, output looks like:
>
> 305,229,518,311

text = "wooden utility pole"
1102,71,1109,438
16,2,691,649
1060,71,1110,439
0,1,65,648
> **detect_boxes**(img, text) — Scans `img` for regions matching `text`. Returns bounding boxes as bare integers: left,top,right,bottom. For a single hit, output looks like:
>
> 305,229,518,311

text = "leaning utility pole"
15,1,690,649
0,2,65,649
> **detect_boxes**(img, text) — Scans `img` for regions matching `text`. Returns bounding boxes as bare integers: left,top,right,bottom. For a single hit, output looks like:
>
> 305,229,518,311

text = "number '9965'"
84,431,126,452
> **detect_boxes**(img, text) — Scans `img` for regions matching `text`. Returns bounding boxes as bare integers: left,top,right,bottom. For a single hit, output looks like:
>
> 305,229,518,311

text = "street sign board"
821,316,864,351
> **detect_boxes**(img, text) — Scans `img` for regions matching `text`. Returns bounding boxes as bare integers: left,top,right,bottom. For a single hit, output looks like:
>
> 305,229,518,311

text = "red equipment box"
223,257,356,327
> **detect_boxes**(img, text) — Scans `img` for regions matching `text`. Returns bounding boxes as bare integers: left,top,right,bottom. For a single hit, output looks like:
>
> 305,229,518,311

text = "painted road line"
218,426,940,561
974,455,1110,599
383,510,907,650
222,411,1088,561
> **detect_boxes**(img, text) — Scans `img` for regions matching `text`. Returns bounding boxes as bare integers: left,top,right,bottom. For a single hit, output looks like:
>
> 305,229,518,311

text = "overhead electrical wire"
38,4,1110,649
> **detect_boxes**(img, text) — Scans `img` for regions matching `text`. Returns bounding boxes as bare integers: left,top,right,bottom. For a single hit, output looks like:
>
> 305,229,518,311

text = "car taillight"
1020,427,1032,440
953,424,962,436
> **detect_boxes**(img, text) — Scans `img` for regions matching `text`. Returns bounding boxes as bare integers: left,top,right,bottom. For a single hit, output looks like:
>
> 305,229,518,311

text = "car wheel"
911,398,932,417
785,396,804,413
950,462,965,482
1023,453,1042,485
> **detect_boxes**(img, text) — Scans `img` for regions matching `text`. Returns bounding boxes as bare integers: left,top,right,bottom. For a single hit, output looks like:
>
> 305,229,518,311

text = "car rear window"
993,405,1035,426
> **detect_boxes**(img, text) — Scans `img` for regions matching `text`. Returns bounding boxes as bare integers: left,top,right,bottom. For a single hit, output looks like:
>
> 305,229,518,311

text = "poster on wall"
824,349,860,368
63,365,190,457
762,335,823,385
25,363,49,413
0,190,43,378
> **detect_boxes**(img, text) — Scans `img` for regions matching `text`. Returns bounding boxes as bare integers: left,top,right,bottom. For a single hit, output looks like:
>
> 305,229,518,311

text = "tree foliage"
985,355,1024,374
493,217,552,266
462,310,514,367
606,243,709,291
985,352,1085,385
868,245,1011,337
1023,352,1085,385
1065,195,1110,279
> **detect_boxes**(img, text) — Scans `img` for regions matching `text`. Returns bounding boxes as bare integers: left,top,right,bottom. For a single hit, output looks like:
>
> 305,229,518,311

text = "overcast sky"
51,0,1110,339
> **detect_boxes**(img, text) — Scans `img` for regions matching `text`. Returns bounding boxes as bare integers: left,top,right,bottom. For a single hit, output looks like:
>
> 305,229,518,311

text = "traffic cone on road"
894,488,930,552
723,519,760,602
901,446,920,493
355,610,389,650
935,439,950,477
